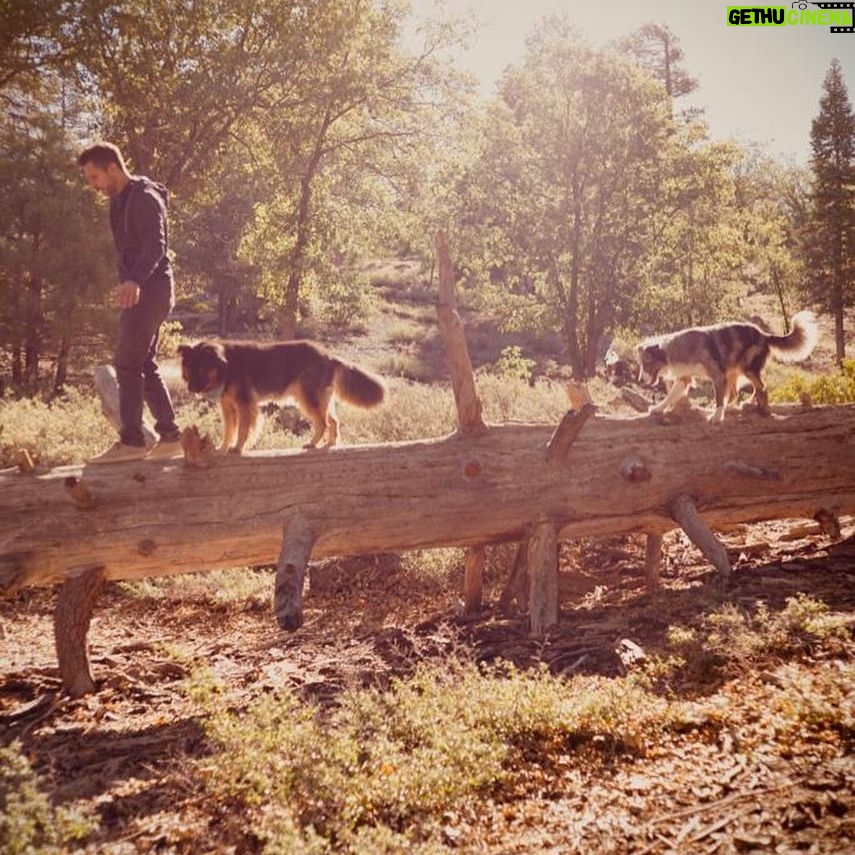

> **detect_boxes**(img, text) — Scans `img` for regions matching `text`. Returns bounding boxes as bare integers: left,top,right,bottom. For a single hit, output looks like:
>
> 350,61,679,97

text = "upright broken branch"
435,230,487,438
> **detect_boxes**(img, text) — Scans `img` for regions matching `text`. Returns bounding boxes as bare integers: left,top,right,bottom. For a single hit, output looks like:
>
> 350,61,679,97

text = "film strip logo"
809,1,855,32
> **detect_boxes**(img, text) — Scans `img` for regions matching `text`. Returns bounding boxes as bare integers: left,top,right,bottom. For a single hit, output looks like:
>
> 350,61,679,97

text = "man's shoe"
146,438,184,460
88,441,148,465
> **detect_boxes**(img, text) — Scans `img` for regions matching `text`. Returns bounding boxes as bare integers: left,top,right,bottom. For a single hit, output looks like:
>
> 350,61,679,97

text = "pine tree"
808,59,855,364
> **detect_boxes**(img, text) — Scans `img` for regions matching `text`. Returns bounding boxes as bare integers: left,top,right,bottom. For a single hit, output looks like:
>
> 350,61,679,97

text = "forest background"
1,0,853,396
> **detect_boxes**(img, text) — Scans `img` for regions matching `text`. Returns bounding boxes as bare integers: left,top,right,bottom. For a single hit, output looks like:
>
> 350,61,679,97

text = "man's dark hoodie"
109,176,173,292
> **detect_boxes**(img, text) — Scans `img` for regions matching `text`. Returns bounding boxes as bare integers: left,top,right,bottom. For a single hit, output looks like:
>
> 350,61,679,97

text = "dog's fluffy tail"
768,310,819,363
333,361,386,408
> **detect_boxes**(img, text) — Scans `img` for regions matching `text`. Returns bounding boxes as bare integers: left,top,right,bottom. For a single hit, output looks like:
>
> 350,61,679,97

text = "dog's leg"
301,396,327,448
649,377,688,413
710,370,728,422
745,370,770,415
219,397,238,453
727,372,755,410
725,372,739,409
234,400,258,454
321,388,338,447
292,383,326,449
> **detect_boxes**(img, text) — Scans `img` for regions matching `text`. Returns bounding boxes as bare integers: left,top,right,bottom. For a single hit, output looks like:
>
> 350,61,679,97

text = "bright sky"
410,0,855,164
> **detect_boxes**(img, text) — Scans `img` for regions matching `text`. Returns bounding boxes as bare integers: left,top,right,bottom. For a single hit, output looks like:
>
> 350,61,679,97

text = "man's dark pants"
114,280,180,447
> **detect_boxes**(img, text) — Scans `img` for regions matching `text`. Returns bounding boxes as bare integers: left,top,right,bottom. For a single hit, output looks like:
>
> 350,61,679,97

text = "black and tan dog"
637,310,818,422
178,340,385,453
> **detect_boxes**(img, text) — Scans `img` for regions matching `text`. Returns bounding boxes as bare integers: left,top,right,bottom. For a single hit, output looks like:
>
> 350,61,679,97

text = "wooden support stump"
499,540,528,615
815,508,842,540
462,546,485,615
669,493,732,577
274,516,315,631
54,566,105,697
644,533,664,589
528,521,559,637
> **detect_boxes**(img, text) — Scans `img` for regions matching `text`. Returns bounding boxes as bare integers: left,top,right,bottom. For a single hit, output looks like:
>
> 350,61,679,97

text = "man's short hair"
78,142,127,171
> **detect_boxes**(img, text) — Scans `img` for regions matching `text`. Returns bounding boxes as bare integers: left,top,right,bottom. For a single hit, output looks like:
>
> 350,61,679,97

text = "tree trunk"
280,117,328,340
11,344,22,385
54,335,71,393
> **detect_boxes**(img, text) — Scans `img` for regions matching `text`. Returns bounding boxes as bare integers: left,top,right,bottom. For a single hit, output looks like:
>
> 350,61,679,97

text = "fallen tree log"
2,405,853,602
3,229,854,696
3,404,853,586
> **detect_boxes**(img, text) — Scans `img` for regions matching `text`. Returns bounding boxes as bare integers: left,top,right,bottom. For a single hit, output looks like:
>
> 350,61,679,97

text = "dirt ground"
2,516,854,854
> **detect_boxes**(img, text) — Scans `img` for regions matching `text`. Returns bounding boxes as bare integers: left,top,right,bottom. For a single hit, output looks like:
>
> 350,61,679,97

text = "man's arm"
125,188,168,287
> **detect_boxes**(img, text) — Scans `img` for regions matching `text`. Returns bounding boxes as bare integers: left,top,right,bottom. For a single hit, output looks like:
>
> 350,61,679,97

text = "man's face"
82,162,120,197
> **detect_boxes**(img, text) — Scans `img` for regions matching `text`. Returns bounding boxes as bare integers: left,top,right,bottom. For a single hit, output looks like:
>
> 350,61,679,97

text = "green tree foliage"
178,141,265,335
806,59,855,364
445,20,743,377
0,74,113,392
619,23,697,103
68,0,311,190
731,151,809,328
236,0,469,337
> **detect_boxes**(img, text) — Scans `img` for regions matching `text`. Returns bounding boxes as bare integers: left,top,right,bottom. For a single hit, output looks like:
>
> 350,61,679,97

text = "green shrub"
662,595,850,684
770,359,855,405
488,345,536,384
0,388,113,467
157,319,184,359
0,742,94,854
384,320,428,347
477,374,568,424
189,662,676,853
374,354,433,383
315,277,377,331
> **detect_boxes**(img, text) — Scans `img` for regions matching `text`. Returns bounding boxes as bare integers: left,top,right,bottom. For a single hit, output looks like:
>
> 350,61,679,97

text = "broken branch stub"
545,403,597,462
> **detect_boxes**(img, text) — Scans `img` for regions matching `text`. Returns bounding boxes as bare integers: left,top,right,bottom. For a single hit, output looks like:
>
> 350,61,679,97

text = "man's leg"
115,290,171,446
142,326,180,440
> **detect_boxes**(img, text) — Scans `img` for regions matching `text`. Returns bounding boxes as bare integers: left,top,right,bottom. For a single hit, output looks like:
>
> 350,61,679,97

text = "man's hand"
113,281,140,308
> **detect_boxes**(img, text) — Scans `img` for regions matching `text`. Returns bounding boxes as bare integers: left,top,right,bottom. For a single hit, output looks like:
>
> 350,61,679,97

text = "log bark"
3,405,854,598
499,540,528,615
644,533,664,589
545,404,597,462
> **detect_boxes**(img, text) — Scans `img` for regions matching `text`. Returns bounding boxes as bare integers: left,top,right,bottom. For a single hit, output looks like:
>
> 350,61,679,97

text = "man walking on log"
79,142,182,463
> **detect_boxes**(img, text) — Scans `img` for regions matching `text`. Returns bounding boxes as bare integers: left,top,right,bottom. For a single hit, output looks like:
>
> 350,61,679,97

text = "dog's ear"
199,341,228,370
177,344,191,358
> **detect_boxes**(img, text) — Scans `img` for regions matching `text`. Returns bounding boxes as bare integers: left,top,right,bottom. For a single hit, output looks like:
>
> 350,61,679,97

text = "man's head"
78,142,130,197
